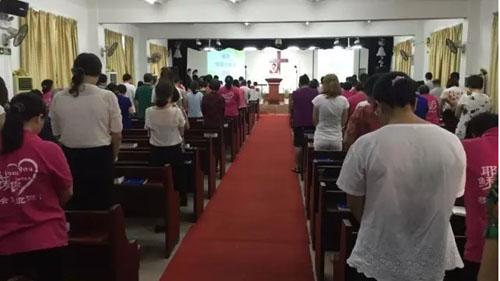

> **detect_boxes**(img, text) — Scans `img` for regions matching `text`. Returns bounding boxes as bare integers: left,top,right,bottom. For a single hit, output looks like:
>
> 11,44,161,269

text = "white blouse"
145,105,186,147
337,124,466,281
49,83,123,148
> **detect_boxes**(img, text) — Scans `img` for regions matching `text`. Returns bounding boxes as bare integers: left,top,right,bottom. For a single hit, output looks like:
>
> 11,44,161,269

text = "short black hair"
418,85,430,95
299,74,310,87
106,83,117,93
465,75,484,89
425,72,433,80
232,80,240,87
209,79,221,92
123,73,132,82
373,72,417,108
117,84,127,94
446,78,459,88
341,82,352,91
450,72,460,81
144,73,154,83
98,74,108,84
466,112,498,138
190,80,200,91
363,74,382,98
309,79,319,89
155,80,176,107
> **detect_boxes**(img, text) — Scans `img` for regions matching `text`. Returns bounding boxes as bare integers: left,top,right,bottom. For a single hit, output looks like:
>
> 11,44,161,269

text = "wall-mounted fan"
0,23,28,47
445,38,466,54
101,42,119,57
400,49,411,61
148,52,162,63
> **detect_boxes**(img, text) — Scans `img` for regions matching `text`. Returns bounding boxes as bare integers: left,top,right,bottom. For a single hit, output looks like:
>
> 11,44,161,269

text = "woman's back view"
337,72,466,281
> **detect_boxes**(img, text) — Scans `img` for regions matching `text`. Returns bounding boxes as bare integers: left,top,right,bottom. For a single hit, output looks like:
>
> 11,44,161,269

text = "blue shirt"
415,95,429,119
117,94,133,129
187,91,204,118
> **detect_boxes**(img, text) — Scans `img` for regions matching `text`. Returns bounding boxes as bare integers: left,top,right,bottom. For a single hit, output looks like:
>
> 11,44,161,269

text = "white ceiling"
95,0,472,24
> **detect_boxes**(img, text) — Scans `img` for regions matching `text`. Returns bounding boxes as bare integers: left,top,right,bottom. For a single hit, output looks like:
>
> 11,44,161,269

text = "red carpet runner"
160,115,314,281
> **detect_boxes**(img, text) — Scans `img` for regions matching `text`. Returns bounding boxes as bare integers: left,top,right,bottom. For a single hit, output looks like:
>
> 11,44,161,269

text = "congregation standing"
0,44,497,281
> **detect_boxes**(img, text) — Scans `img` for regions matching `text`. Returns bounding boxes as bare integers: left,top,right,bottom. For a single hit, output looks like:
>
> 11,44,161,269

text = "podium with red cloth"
265,78,282,105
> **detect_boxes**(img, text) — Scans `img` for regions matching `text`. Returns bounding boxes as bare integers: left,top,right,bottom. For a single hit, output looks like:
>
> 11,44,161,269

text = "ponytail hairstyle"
41,79,54,94
155,80,176,107
69,53,103,97
1,92,46,155
0,76,8,107
373,72,417,108
322,74,342,98
224,75,234,89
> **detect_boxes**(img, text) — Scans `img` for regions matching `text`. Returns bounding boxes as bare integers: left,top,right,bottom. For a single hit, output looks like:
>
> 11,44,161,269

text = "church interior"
0,0,498,280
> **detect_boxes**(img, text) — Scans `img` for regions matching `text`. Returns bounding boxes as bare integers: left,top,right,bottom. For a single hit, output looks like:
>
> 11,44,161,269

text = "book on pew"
121,143,138,149
452,206,466,217
337,203,350,211
114,176,149,185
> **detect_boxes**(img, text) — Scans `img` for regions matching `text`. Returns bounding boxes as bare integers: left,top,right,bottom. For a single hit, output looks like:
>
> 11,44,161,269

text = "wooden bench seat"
113,165,180,258
64,204,140,281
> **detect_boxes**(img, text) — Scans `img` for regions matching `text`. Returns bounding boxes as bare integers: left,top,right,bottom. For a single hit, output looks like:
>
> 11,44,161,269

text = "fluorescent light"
287,46,300,51
203,46,216,52
333,38,343,49
351,45,363,49
244,22,250,26
308,46,317,50
305,21,310,26
144,0,160,4
243,47,258,51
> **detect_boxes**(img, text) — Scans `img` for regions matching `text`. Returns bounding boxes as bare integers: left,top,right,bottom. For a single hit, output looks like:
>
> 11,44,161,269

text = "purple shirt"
292,87,318,127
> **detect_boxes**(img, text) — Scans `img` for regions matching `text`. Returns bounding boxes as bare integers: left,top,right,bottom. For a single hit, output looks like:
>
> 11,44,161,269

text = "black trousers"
63,145,114,210
0,247,64,281
150,144,186,192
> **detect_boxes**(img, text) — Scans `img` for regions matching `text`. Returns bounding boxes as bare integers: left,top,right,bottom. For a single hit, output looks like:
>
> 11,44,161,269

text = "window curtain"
105,29,127,82
149,43,168,76
489,13,498,113
124,35,135,83
428,24,462,87
20,8,78,89
393,40,412,75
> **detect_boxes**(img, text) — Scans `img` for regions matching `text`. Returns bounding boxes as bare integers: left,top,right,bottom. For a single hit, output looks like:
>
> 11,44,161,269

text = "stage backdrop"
187,47,369,94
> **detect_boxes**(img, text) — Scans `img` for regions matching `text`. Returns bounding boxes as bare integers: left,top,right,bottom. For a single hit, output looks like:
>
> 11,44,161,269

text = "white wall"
0,0,99,97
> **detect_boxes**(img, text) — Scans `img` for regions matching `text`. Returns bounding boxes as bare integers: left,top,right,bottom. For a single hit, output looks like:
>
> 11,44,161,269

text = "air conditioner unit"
107,72,118,84
13,75,32,94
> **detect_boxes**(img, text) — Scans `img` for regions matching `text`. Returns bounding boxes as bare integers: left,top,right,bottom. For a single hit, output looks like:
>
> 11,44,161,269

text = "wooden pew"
185,138,217,198
113,165,180,258
185,127,226,180
117,149,204,221
332,214,468,281
224,118,239,161
64,204,140,281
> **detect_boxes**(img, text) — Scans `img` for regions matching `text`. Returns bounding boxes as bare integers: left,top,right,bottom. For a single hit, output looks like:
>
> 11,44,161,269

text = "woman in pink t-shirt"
41,79,54,108
418,85,441,125
0,93,73,281
218,76,241,118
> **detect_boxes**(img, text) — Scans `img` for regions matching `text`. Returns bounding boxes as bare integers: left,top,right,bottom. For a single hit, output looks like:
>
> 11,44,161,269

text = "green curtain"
489,13,498,113
20,8,78,88
428,24,463,87
149,43,168,76
105,29,127,81
393,40,412,75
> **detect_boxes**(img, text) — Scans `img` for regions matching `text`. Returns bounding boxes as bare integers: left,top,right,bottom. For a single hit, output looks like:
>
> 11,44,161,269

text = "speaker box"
0,0,29,17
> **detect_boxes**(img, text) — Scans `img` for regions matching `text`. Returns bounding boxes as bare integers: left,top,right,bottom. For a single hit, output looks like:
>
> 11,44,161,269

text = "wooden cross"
270,51,289,74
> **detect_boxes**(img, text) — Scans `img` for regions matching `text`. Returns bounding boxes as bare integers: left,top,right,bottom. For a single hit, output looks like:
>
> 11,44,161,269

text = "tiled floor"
127,167,228,281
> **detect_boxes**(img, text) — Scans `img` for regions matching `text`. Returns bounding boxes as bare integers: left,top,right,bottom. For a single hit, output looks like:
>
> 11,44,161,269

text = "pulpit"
265,78,282,105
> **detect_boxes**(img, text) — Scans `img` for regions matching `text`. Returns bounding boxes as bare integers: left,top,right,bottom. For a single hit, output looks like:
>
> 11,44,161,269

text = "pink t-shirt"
218,86,241,117
0,132,73,255
42,91,53,108
236,87,247,109
342,89,357,99
422,94,440,125
462,128,498,263
347,92,367,117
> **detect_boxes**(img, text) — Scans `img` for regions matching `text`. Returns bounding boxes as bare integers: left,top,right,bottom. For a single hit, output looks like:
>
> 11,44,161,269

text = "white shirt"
425,80,434,90
124,82,136,113
455,91,491,139
249,88,261,101
145,105,186,147
337,124,466,281
441,86,465,111
312,94,349,142
50,83,123,148
0,105,4,115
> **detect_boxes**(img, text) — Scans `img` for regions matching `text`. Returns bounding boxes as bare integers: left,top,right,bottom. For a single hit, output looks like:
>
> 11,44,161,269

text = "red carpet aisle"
160,115,314,281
